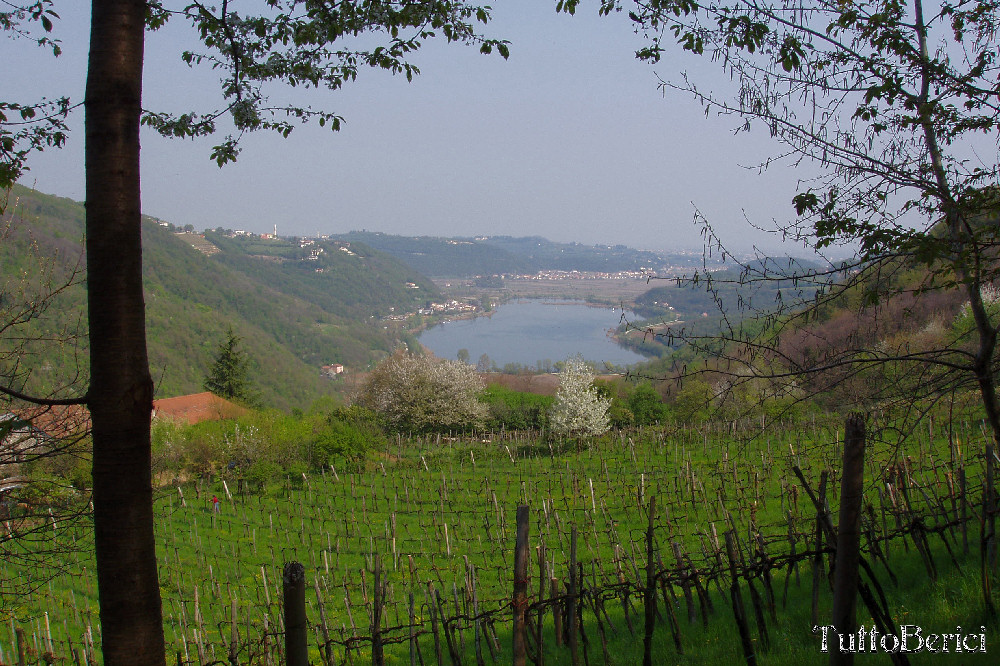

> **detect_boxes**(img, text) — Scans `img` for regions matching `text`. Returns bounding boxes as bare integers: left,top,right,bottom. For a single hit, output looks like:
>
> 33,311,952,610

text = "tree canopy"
357,352,488,432
549,357,611,437
587,0,1000,438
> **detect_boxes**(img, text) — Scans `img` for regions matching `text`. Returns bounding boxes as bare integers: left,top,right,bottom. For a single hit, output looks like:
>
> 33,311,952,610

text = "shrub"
668,379,715,422
310,406,385,468
481,385,553,431
148,400,384,488
245,460,282,492
627,382,668,426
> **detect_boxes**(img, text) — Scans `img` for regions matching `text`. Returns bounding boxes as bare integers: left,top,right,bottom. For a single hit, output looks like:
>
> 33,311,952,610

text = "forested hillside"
204,231,437,319
334,231,535,277
1,185,439,409
479,236,667,272
335,231,691,277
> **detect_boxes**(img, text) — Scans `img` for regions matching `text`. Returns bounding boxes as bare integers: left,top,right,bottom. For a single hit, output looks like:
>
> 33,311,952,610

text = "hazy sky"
8,0,819,254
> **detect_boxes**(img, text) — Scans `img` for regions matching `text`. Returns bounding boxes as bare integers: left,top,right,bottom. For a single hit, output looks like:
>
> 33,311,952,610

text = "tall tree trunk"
914,0,1000,445
85,1,165,664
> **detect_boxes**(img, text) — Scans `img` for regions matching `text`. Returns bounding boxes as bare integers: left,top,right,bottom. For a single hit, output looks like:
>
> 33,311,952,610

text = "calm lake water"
417,299,648,368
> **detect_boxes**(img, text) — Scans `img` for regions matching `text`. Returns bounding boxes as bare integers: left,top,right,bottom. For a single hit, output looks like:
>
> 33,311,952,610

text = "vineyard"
1,417,996,665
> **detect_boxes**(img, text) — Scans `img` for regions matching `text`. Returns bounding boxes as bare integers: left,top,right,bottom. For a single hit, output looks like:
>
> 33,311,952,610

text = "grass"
1,417,997,664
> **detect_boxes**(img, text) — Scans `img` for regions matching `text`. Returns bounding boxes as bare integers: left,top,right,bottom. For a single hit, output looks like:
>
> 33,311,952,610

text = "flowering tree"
549,357,610,437
357,353,487,432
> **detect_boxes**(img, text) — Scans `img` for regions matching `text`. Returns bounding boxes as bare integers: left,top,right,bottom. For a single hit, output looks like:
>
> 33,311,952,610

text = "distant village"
506,269,650,281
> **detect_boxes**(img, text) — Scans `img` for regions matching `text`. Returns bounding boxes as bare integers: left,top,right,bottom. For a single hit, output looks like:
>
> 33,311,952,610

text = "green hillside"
1,185,440,409
479,235,667,272
203,231,437,319
334,231,535,277
334,231,693,277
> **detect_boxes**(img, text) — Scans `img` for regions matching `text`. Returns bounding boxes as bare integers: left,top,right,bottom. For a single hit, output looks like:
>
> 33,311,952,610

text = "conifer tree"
204,326,256,405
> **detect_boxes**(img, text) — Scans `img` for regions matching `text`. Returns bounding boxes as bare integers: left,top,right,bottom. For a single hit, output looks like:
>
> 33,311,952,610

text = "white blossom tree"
549,357,610,437
357,353,487,432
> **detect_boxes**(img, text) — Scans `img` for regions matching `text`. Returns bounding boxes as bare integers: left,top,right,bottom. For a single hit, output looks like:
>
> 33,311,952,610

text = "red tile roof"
9,403,91,439
152,392,247,425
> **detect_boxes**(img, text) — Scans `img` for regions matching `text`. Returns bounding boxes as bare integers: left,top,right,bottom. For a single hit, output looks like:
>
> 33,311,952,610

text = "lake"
417,299,648,369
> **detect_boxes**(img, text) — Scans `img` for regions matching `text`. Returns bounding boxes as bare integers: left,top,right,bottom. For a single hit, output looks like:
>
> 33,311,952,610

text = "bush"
668,379,715,422
481,385,552,431
245,460,282,492
148,398,386,489
310,406,385,468
627,382,668,426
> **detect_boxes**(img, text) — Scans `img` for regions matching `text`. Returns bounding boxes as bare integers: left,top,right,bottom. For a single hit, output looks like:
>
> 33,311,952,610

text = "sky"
6,0,821,255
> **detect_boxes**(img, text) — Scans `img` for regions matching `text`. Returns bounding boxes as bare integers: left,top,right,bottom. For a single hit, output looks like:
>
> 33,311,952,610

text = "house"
320,364,345,379
152,392,247,425
1,412,40,470
1,404,91,471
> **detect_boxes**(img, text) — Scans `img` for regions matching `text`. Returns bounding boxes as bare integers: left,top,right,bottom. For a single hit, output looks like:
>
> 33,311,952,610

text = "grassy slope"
3,421,993,663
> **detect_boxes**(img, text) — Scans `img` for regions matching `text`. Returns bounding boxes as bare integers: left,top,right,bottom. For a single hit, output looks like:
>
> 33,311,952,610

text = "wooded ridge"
2,185,437,409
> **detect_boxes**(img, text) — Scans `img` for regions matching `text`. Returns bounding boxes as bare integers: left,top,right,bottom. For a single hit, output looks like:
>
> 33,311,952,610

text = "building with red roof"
152,392,247,425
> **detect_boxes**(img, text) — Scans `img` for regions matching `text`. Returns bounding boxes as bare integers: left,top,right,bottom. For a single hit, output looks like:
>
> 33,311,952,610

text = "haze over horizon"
8,0,828,256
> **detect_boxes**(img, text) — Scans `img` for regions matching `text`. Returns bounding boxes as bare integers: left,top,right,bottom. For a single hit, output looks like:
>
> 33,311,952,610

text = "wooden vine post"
513,504,530,666
643,496,656,666
537,544,547,666
569,526,579,666
373,554,385,666
314,578,333,666
724,531,756,666
831,414,865,666
282,562,308,666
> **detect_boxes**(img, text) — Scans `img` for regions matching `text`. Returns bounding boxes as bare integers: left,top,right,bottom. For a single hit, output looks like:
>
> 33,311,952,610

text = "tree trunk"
914,0,1000,446
85,1,165,664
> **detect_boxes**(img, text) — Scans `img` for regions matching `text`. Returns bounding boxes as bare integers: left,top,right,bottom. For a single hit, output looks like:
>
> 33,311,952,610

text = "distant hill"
632,257,826,319
334,231,700,277
478,236,668,273
615,257,827,359
334,232,534,277
1,185,440,409
629,250,973,397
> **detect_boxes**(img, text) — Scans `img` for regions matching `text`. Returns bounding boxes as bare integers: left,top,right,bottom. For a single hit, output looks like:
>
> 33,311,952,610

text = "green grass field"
1,418,996,664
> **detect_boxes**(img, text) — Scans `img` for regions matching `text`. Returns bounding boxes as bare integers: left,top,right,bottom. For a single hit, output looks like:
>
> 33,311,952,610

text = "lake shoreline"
418,298,649,368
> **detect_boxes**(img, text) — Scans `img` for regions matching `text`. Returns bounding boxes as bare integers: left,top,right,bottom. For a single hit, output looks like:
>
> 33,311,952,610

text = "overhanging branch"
0,383,87,406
